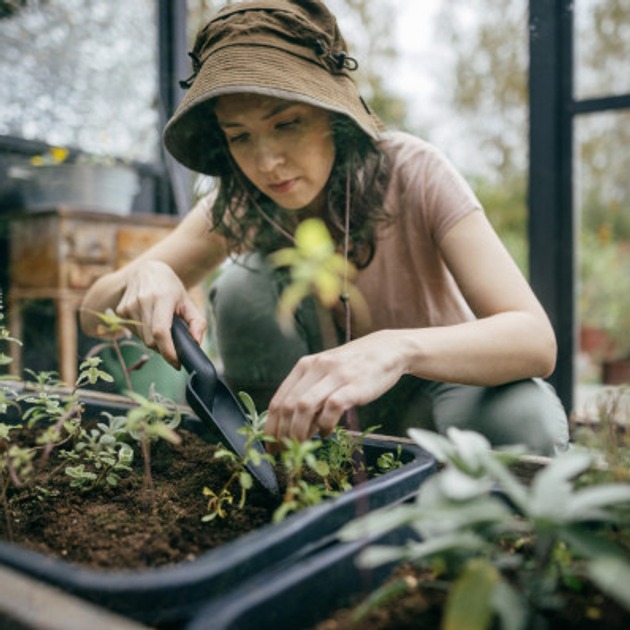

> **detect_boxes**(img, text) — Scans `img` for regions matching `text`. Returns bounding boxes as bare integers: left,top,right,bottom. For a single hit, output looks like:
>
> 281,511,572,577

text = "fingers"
180,301,208,346
266,354,354,445
114,261,206,369
265,332,404,448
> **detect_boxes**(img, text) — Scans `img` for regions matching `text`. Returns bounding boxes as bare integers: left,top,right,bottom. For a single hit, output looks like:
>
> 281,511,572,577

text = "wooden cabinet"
7,208,179,384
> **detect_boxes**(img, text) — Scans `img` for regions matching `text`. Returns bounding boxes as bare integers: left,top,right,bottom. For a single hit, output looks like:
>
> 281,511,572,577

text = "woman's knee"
432,379,569,456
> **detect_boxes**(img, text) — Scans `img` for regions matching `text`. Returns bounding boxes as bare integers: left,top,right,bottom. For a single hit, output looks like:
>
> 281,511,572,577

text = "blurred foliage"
0,0,46,19
579,230,630,355
436,0,528,182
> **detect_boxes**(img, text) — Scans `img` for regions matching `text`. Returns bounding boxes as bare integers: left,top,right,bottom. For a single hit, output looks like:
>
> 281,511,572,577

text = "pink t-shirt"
200,130,483,336
351,131,481,336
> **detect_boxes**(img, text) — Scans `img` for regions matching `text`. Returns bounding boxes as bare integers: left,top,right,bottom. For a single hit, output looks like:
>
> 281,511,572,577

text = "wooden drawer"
116,225,172,268
64,261,115,289
62,221,117,263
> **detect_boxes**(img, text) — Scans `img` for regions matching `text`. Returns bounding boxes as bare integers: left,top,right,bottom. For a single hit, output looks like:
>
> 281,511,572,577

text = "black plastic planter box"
187,525,421,630
0,387,436,628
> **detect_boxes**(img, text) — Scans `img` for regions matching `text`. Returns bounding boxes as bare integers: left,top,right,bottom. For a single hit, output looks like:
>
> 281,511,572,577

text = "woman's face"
214,94,336,215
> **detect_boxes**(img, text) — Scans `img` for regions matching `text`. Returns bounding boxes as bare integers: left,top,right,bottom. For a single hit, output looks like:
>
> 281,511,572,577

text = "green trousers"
209,253,569,456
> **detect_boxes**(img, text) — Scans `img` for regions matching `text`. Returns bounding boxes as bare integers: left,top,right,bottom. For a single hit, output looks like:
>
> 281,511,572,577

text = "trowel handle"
171,316,218,396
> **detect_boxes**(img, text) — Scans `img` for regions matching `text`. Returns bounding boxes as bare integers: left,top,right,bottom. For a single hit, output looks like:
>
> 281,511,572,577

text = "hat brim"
163,45,383,175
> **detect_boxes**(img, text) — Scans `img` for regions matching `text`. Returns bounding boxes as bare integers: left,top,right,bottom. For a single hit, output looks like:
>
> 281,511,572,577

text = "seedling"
201,392,276,522
84,308,149,391
62,414,134,491
269,218,369,335
124,388,181,507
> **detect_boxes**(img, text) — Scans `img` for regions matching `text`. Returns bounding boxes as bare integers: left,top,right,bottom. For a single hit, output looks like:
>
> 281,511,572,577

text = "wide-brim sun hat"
163,0,383,176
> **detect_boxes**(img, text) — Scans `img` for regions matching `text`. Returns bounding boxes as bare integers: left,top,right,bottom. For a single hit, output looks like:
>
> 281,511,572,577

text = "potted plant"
0,311,435,627
7,146,139,215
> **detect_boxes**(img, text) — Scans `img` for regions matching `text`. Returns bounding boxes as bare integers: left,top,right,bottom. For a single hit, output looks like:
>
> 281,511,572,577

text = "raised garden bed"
0,384,436,628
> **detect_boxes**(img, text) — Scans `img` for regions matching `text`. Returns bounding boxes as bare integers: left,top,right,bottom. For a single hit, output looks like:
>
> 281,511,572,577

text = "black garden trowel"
171,316,279,494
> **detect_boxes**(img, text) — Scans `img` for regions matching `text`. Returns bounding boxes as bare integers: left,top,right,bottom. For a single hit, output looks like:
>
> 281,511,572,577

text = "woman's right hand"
116,260,207,368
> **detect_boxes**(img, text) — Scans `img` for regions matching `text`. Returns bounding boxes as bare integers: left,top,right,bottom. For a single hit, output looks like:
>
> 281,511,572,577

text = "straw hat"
163,0,383,175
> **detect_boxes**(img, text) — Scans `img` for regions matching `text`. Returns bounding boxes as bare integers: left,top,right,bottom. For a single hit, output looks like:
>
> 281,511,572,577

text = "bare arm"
79,198,227,365
265,210,556,443
401,209,556,384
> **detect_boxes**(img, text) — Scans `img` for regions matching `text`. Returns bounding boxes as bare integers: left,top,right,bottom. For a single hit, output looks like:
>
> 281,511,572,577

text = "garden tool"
171,316,279,494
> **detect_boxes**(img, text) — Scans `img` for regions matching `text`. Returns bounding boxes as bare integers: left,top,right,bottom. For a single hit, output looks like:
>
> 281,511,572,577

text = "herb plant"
340,427,630,629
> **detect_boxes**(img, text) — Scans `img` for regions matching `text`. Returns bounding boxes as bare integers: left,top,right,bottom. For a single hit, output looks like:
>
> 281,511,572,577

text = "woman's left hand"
265,330,406,446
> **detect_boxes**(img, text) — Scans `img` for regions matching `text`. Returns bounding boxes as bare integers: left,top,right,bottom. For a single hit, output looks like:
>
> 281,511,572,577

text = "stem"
140,428,155,512
0,475,13,542
39,406,78,466
113,338,134,392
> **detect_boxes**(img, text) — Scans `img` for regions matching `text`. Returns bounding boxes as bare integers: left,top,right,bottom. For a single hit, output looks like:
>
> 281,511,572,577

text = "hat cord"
178,37,359,91
314,40,359,72
179,52,202,90
340,166,352,344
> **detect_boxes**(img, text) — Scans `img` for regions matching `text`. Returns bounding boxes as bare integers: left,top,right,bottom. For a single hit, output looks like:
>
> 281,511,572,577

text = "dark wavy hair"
209,112,391,269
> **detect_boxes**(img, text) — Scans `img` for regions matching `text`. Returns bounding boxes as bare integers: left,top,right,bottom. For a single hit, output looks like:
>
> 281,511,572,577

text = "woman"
80,0,569,455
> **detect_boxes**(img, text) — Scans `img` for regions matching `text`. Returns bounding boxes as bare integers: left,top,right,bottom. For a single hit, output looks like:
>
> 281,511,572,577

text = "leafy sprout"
269,218,368,332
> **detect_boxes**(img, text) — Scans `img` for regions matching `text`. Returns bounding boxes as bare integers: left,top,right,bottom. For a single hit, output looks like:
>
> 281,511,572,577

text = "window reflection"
0,0,159,162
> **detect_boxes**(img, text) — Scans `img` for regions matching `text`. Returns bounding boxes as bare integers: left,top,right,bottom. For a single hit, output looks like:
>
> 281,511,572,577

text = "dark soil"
2,427,283,570
314,563,630,630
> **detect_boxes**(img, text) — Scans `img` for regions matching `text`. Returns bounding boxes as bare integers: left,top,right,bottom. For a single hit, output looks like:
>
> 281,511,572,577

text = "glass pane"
576,110,630,394
0,0,159,162
574,0,630,101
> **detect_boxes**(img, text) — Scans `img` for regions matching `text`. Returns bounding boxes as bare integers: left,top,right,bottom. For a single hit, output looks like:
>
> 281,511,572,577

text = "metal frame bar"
529,0,630,413
157,0,191,215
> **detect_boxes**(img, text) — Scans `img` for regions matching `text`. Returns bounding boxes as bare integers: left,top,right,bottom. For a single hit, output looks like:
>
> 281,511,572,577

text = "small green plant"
201,392,276,522
201,395,380,524
340,427,630,629
269,218,369,333
0,307,181,534
124,389,181,507
376,444,404,474
61,414,134,491
84,308,150,391
273,437,332,523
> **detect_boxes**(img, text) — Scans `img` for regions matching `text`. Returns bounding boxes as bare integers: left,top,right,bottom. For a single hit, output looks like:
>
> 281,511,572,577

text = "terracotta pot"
603,358,630,385
579,325,611,357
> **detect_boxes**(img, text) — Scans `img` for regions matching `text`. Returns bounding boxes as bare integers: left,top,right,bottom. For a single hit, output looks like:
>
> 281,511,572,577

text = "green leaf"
490,577,527,630
339,503,420,542
443,558,500,630
438,467,494,501
566,484,630,521
249,449,261,466
356,544,409,568
531,451,593,495
239,471,253,490
587,557,630,611
358,532,487,569
407,428,454,463
311,459,330,478
447,427,492,471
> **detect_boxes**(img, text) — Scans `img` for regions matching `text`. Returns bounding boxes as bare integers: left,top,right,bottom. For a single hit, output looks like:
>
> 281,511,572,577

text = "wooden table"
7,208,179,384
